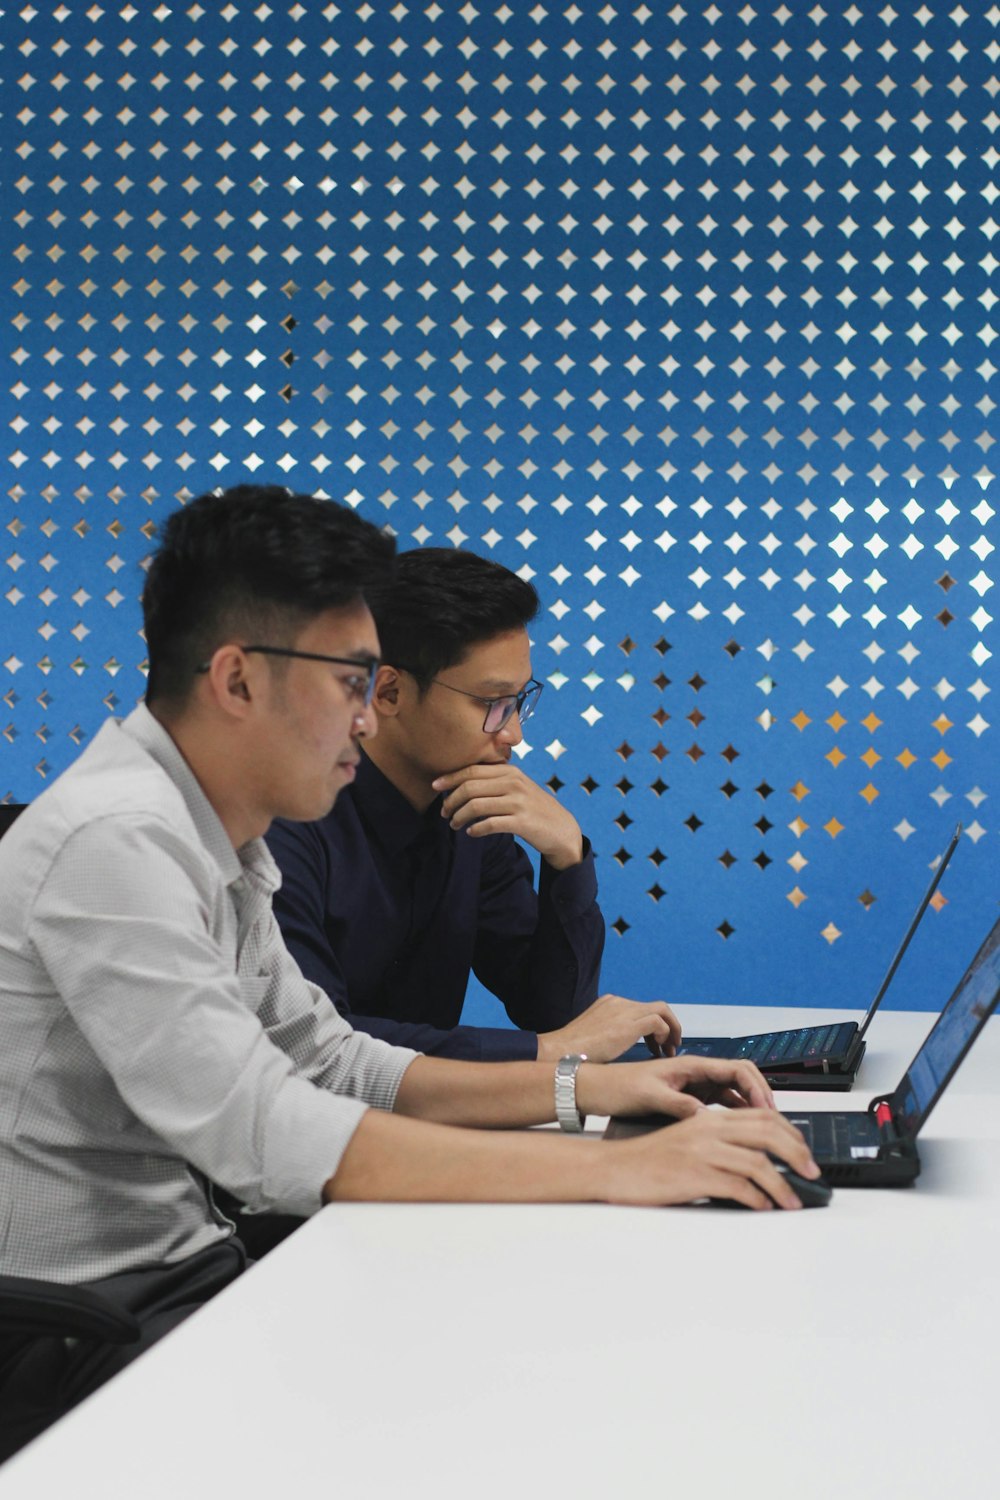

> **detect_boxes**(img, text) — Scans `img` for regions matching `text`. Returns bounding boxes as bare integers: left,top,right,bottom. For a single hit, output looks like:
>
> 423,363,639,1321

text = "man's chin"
281,788,342,825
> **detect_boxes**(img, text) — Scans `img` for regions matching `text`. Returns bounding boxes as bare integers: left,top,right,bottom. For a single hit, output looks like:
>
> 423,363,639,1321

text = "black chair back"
0,804,27,839
0,1275,140,1343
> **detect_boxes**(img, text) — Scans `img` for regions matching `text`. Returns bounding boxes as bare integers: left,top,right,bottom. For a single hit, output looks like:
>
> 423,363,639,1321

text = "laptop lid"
887,913,1000,1140
856,822,962,1042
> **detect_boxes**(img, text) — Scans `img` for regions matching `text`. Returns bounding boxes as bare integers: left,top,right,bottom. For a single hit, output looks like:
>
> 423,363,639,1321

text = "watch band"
554,1053,588,1133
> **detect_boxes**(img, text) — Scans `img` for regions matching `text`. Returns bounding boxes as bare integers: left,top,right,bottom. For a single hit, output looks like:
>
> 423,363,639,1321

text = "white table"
3,1005,999,1500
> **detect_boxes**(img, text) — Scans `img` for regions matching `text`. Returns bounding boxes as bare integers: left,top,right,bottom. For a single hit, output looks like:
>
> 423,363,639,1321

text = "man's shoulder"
62,717,188,818
7,719,195,874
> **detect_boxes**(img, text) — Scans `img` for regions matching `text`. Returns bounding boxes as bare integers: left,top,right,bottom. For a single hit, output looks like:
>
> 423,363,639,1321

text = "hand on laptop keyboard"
581,1053,781,1121
536,992,682,1063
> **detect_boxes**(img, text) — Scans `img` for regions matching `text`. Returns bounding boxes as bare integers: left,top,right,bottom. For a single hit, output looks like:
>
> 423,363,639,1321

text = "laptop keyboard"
788,1111,881,1156
737,1023,847,1066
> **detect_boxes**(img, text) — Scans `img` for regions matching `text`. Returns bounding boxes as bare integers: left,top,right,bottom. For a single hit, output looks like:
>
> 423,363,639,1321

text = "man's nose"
353,700,378,740
497,709,524,748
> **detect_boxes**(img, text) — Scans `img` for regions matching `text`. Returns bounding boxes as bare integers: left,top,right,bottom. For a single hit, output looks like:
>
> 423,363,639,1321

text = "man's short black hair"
369,547,538,688
142,484,395,707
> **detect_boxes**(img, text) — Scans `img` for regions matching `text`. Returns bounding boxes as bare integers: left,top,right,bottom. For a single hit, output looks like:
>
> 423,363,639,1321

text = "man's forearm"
391,1052,792,1139
325,1090,822,1212
325,1106,605,1203
393,1053,560,1127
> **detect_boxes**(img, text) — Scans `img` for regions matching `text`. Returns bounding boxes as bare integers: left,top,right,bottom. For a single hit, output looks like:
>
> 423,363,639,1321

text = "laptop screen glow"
892,917,1000,1139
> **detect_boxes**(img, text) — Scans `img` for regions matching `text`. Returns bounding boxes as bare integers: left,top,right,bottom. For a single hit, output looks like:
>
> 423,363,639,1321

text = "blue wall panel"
3,3,997,1010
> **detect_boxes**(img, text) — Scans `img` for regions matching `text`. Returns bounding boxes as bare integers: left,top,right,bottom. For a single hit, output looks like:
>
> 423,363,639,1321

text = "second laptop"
676,825,962,1090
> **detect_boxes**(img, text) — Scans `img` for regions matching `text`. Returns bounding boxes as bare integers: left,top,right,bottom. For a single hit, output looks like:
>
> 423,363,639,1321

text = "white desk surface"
3,1004,999,1500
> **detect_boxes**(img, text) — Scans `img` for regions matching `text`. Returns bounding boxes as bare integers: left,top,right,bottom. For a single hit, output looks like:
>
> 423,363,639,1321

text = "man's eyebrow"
469,677,529,694
340,648,380,664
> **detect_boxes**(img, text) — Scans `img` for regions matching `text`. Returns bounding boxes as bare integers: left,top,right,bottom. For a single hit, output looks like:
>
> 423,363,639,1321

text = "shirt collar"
352,751,444,857
121,703,279,894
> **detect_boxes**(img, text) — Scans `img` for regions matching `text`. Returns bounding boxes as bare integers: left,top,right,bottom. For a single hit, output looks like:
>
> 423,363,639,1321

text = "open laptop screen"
892,917,1000,1139
856,822,961,1041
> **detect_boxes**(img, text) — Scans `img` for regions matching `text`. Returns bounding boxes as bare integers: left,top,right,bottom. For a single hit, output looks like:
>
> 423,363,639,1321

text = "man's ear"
199,645,256,720
371,663,403,718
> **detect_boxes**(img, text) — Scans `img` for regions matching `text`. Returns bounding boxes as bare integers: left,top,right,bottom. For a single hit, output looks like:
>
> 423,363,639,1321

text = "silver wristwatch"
554,1053,588,1133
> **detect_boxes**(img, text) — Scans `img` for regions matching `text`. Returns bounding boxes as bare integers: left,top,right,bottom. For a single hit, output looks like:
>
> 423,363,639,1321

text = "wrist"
541,831,585,871
574,1061,607,1119
554,1053,588,1132
536,1030,561,1064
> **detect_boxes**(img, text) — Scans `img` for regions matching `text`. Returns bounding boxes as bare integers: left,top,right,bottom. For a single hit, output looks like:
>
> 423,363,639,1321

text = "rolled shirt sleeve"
27,813,414,1222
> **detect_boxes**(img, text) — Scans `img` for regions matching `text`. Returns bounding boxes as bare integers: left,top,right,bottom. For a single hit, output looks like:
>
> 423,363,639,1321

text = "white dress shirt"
0,705,415,1282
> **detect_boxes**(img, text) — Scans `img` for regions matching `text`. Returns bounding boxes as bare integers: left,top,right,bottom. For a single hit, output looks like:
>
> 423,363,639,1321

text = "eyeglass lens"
483,682,541,733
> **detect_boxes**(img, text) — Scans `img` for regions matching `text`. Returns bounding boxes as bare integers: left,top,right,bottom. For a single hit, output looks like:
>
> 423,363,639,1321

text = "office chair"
0,801,140,1347
0,804,26,839
0,1277,139,1343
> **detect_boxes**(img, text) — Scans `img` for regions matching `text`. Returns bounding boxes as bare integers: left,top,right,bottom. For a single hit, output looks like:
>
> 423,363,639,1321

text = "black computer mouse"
705,1164,832,1210
772,1165,832,1208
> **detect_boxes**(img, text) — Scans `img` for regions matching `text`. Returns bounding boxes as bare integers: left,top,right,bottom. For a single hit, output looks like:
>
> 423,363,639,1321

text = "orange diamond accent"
790,779,810,801
860,711,882,734
896,748,917,770
826,711,847,732
787,886,807,908
826,746,846,768
791,710,811,732
932,749,952,770
821,922,842,945
824,817,844,838
932,714,953,735
788,816,809,839
860,747,881,768
930,890,949,912
859,783,879,804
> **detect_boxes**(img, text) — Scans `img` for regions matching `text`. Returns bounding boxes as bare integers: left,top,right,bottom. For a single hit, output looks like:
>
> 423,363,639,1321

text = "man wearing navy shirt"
267,549,678,1062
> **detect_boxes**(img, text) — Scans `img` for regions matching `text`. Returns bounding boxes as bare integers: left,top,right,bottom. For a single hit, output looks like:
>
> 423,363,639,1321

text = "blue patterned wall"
3,3,997,1011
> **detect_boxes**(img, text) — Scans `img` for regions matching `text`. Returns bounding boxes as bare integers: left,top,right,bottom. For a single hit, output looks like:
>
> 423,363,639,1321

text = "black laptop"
782,912,1000,1185
676,824,962,1090
608,910,1000,1187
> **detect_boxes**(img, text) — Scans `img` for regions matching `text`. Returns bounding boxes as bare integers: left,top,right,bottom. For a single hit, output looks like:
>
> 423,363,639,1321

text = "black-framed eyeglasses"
195,645,380,708
398,670,544,733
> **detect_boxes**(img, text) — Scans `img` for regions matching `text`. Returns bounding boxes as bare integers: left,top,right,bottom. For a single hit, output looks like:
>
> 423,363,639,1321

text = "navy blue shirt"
266,754,604,1061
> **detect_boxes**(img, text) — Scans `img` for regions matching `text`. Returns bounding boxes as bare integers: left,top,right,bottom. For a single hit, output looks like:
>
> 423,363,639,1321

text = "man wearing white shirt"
0,484,817,1460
